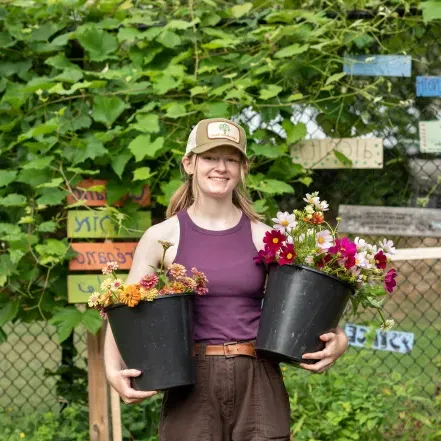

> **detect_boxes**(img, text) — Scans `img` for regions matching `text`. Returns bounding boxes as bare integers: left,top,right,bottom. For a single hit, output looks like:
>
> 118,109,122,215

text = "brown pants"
159,346,291,441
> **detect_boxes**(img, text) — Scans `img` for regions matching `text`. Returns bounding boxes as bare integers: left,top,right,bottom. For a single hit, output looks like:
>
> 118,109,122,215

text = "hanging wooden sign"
69,242,137,271
68,273,127,304
338,205,441,237
67,210,151,238
416,76,441,97
291,138,383,169
67,179,151,207
343,55,411,77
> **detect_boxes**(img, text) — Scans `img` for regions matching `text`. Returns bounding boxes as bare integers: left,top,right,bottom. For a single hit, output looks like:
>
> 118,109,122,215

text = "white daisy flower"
110,278,124,292
286,235,294,244
378,239,397,255
272,211,296,234
318,200,329,211
315,230,333,251
303,192,320,205
305,205,314,215
380,319,395,331
100,278,113,291
354,237,368,250
354,251,371,268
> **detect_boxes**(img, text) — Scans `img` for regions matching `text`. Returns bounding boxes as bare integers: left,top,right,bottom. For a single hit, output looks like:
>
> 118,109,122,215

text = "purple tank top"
174,208,266,344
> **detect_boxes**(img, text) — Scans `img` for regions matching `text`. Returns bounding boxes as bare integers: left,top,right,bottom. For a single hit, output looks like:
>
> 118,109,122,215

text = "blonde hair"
166,152,263,222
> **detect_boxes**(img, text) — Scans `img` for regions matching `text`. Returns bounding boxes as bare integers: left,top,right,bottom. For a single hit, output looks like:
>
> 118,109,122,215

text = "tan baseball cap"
185,118,247,157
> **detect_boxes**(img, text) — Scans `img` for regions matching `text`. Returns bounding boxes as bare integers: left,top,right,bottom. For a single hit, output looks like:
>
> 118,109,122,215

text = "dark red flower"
374,250,387,269
263,230,285,252
316,254,332,269
344,254,356,269
254,245,276,264
277,244,296,265
384,268,397,293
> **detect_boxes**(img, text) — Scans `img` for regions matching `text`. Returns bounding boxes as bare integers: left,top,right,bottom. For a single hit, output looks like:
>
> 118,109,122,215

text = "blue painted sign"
345,323,414,354
416,76,441,97
343,55,411,77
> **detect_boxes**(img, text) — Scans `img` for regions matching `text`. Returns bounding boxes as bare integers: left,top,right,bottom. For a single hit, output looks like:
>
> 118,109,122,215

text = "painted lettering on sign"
419,121,441,153
66,179,151,207
416,76,441,97
345,323,414,354
343,55,411,77
338,205,441,237
291,138,383,169
69,243,138,270
68,274,127,304
67,211,151,238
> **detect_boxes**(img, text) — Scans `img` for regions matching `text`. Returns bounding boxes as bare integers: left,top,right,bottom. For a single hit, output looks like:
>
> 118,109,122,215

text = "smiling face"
182,146,247,200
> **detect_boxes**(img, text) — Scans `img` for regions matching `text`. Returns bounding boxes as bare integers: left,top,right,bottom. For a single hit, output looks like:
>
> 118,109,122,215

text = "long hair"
166,153,263,222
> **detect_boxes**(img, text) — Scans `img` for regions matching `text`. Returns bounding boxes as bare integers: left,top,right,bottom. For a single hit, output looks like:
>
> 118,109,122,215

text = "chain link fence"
1,23,440,419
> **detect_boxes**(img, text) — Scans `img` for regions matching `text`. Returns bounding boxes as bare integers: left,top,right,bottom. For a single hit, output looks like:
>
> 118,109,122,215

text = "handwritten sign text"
67,210,151,238
343,55,411,77
69,243,137,271
419,121,441,153
291,138,383,169
68,274,127,304
416,76,441,97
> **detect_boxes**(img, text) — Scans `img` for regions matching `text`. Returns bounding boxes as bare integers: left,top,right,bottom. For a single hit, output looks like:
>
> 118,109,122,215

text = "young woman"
104,118,349,441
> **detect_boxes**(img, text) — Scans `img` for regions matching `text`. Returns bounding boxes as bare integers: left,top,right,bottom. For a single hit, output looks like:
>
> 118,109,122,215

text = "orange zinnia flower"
304,212,324,224
120,285,141,307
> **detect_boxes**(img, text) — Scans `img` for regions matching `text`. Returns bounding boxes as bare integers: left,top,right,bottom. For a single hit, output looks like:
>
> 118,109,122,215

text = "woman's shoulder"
145,214,180,242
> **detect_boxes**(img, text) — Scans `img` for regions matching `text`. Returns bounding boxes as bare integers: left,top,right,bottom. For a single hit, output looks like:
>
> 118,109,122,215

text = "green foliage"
0,0,439,332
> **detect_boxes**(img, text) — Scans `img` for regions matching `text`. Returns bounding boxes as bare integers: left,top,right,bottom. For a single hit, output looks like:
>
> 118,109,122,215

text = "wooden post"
110,387,123,441
88,327,109,441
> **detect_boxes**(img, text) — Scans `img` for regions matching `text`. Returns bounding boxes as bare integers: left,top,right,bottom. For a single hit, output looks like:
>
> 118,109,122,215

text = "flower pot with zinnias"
88,241,209,391
255,192,397,365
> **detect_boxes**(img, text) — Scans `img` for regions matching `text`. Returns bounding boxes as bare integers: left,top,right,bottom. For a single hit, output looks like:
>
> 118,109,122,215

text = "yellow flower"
170,281,185,293
119,285,141,307
20,433,25,439
140,288,158,301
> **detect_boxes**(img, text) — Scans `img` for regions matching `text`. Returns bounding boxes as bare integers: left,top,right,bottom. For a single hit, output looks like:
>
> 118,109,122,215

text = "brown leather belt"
194,341,257,358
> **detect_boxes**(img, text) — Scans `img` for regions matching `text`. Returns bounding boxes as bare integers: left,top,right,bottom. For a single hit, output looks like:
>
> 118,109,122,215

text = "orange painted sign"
69,242,138,270
66,180,150,207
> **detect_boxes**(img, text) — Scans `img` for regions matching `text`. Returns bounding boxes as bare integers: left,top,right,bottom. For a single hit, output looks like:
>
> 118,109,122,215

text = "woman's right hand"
107,369,158,404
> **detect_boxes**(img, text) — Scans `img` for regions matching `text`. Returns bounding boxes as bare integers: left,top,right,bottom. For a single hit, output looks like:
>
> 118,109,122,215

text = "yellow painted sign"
291,138,383,169
67,211,151,238
68,273,127,304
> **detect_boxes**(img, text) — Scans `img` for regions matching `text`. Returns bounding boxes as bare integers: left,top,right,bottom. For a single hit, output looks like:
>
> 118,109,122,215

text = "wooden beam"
110,387,122,441
88,327,109,441
390,247,441,261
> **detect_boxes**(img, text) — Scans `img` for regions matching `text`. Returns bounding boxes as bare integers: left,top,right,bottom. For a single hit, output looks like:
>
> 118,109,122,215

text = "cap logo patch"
207,122,240,143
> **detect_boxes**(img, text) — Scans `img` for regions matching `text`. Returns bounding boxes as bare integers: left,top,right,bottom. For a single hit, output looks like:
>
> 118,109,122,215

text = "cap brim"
189,140,246,156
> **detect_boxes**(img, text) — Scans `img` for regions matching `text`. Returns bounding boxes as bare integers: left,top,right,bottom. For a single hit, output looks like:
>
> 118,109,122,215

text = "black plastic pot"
256,264,354,365
106,294,195,391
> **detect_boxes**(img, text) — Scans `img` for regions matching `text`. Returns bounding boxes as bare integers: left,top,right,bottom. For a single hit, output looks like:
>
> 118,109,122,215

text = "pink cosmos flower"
374,250,387,269
277,244,296,265
384,268,397,293
254,245,276,264
263,230,286,252
315,230,333,251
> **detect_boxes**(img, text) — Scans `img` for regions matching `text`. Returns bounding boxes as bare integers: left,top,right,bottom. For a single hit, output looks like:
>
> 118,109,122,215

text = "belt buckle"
223,341,238,358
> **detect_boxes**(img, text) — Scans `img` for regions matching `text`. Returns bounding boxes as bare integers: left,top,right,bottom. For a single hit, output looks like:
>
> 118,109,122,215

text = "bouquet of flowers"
88,240,208,316
254,192,397,330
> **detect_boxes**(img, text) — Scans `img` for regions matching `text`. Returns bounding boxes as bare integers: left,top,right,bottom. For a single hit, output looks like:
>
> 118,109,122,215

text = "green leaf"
152,74,178,95
112,152,132,179
76,138,109,163
156,30,181,49
249,143,284,158
0,194,27,207
334,150,353,167
157,179,182,206
36,178,63,188
325,72,347,85
36,189,66,206
253,199,268,214
22,156,54,170
49,307,82,343
131,113,160,133
0,299,20,327
166,19,195,30
37,221,58,233
82,309,103,334
268,160,304,180
283,121,307,144
165,103,187,119
248,177,294,195
231,3,253,18
9,249,24,265
0,327,6,343
0,170,17,187
129,135,164,162
421,1,441,23
77,27,118,61
53,68,83,83
133,167,154,181
259,85,283,100
274,44,309,59
92,96,127,127
190,86,209,96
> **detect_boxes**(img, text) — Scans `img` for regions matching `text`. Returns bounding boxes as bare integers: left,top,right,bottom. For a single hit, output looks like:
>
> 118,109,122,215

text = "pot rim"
104,292,194,312
272,263,356,293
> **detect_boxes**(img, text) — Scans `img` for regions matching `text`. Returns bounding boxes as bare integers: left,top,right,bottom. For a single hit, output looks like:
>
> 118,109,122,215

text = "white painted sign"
419,121,441,153
338,205,441,237
345,323,414,354
291,138,383,169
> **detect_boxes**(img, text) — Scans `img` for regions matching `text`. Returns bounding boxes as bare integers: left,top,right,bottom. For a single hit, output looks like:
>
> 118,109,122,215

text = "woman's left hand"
299,326,349,373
